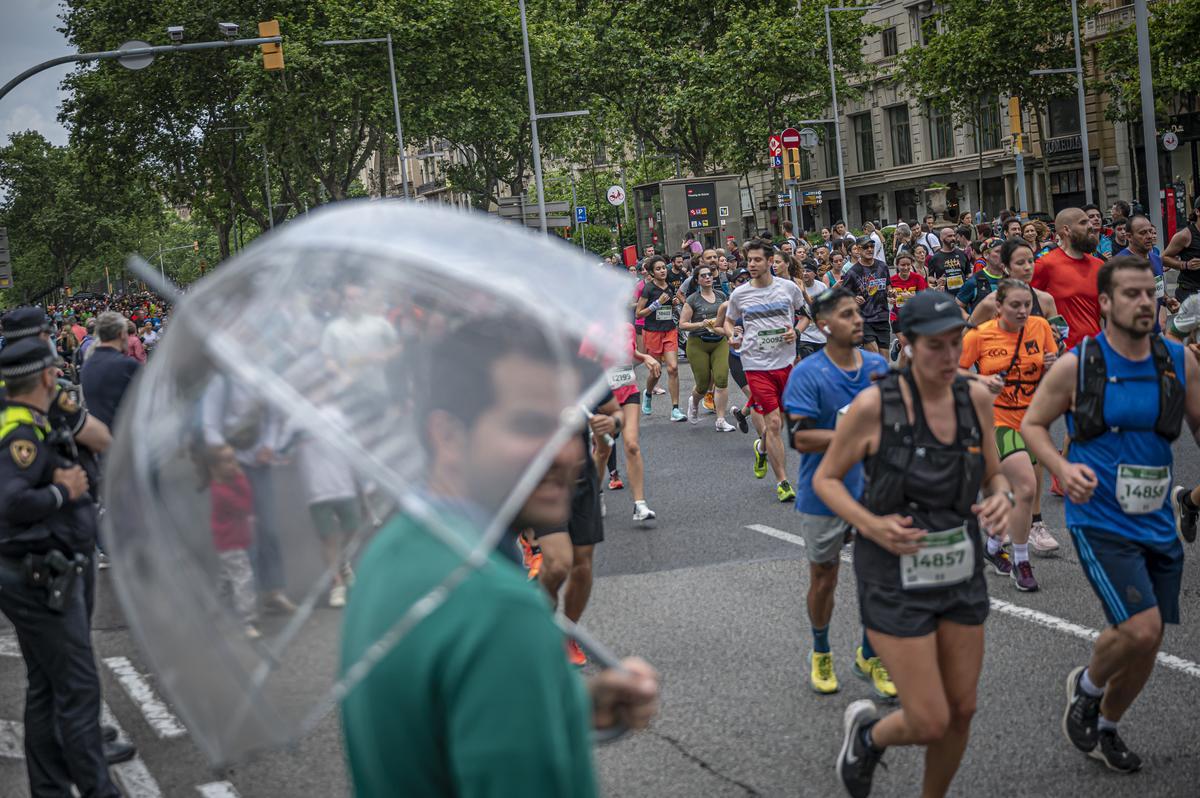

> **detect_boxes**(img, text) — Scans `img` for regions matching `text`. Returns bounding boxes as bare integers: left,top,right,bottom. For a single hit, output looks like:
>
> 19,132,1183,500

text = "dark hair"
415,319,565,450
956,225,973,240
812,287,856,319
1112,200,1132,218
1114,219,1129,232
1083,203,1101,215
1097,254,1154,297
743,239,773,260
4,372,43,396
833,219,845,227
994,278,1032,306
999,236,1034,267
782,220,794,233
1126,211,1152,230
645,255,668,276
895,251,915,265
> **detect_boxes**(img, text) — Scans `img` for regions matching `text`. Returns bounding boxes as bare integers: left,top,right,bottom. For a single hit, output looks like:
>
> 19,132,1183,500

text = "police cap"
2,307,52,343
0,337,57,380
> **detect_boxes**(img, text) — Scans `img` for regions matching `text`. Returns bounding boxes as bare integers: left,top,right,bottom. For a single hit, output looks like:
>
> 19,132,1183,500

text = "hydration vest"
865,372,983,519
1073,335,1184,444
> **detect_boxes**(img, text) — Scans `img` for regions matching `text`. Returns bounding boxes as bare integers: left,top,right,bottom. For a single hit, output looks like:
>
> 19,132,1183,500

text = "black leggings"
729,355,748,390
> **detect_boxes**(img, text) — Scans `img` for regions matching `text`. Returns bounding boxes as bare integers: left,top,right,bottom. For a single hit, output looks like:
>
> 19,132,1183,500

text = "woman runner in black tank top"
814,291,1014,798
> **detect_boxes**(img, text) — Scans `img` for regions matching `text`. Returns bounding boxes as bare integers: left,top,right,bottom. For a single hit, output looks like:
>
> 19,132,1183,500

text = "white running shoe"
329,584,348,608
632,502,657,525
1029,521,1060,554
715,417,736,432
687,395,699,424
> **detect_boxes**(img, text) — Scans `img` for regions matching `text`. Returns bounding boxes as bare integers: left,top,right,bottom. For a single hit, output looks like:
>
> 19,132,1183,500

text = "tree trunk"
976,111,985,217
1034,112,1054,213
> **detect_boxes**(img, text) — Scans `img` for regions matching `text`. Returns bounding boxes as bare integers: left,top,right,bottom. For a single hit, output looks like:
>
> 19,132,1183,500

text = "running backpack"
865,371,982,518
1073,335,1184,443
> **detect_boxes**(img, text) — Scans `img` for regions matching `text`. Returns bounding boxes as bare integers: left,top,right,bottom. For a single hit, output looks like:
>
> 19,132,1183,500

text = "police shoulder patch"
57,388,79,414
10,439,36,469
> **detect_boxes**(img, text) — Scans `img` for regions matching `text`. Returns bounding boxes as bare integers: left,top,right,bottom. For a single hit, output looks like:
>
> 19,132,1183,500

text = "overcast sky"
1,0,73,146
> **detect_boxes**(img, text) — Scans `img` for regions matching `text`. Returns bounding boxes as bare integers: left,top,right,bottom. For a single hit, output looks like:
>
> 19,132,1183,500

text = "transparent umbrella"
102,201,634,766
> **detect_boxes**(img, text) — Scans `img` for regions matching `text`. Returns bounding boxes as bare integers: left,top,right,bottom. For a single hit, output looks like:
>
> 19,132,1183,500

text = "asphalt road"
2,364,1199,797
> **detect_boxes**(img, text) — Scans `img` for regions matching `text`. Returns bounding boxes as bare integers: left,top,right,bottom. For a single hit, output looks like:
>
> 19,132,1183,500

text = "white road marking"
0,634,20,659
101,702,164,798
102,656,188,739
0,719,23,759
746,523,1200,681
197,782,242,798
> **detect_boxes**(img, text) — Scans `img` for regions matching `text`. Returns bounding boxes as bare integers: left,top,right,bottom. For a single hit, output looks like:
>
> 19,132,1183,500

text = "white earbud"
904,345,913,358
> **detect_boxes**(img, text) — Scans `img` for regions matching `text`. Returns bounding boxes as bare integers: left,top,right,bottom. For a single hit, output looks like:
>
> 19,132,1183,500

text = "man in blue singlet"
1023,254,1200,774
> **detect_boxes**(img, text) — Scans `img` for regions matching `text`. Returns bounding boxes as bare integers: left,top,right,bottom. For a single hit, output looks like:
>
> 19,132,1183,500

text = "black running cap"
898,290,969,336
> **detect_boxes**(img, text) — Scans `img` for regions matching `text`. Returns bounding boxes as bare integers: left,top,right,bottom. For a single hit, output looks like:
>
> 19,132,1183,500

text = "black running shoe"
731,405,749,434
837,699,884,798
1171,486,1197,543
1063,666,1101,753
1090,728,1142,773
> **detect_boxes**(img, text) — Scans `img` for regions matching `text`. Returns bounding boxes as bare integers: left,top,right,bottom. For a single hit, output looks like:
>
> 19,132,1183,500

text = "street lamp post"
321,36,410,199
155,243,195,283
1134,0,1163,236
824,5,880,225
0,34,282,103
1029,0,1093,205
517,0,589,234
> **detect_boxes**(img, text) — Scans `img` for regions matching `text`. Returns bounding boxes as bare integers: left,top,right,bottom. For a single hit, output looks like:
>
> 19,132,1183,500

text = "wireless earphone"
904,345,913,358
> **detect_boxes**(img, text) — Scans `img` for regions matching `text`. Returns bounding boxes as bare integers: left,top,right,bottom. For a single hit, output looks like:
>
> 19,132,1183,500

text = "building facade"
740,0,1192,233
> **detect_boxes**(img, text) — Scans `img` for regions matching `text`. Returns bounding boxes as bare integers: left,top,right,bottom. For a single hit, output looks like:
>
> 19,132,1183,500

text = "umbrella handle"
562,621,630,745
578,404,615,447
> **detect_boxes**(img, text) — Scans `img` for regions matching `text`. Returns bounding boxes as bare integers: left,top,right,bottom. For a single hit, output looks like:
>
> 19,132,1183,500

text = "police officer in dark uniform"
0,337,123,797
0,308,126,762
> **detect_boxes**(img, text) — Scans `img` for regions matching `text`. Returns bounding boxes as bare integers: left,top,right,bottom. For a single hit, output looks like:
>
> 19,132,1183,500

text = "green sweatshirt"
340,513,597,798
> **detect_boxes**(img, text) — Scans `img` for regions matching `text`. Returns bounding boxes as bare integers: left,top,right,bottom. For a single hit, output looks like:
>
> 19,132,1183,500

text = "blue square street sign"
575,206,588,223
771,154,783,168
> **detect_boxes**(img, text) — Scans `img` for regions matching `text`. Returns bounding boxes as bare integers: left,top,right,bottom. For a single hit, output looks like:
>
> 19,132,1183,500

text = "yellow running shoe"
854,646,897,700
809,651,839,694
753,438,768,479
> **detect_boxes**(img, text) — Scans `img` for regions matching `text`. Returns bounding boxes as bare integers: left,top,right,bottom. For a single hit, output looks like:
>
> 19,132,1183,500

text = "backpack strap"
1073,336,1109,443
1152,335,1185,442
952,376,982,447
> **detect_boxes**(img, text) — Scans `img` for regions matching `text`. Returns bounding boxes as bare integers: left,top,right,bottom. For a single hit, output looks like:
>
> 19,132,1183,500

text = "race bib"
756,327,788,351
606,365,636,390
900,524,974,590
1156,273,1166,299
946,273,964,290
1116,464,1169,515
655,306,674,321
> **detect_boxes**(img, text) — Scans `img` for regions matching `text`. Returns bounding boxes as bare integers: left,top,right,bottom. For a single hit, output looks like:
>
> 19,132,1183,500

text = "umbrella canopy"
102,201,634,766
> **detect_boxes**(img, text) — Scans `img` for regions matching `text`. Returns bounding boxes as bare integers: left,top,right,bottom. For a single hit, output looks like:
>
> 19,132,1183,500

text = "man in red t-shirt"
1030,207,1103,348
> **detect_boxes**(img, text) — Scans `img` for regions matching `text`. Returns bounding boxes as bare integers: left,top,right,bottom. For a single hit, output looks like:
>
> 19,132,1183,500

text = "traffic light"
1008,96,1023,152
259,20,284,71
784,147,802,181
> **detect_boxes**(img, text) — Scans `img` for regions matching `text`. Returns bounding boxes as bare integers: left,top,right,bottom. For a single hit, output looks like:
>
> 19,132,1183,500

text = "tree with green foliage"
1096,0,1200,123
896,0,1083,212
0,131,163,302
578,0,871,180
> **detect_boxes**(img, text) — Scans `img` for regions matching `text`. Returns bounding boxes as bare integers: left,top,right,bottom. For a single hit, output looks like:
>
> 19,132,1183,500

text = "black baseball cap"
0,337,57,380
897,290,969,336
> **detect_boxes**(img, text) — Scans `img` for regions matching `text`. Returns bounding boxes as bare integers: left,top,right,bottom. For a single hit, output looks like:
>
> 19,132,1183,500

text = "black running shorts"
535,477,604,547
857,573,989,638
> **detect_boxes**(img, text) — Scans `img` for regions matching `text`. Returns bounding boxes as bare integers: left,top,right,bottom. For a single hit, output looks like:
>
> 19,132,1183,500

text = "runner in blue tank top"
1023,255,1200,775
